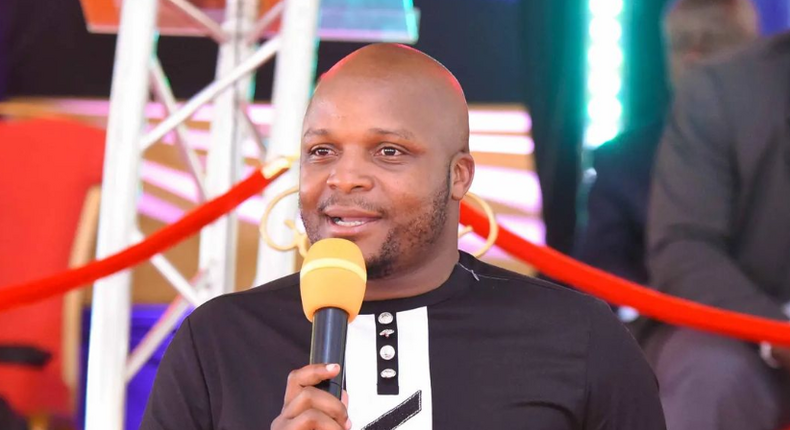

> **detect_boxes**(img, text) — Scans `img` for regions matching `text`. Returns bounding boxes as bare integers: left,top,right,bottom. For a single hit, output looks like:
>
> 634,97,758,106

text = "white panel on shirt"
345,307,432,430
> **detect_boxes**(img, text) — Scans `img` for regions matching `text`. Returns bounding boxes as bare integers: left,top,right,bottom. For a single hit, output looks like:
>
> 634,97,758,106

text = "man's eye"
310,147,333,156
379,147,403,157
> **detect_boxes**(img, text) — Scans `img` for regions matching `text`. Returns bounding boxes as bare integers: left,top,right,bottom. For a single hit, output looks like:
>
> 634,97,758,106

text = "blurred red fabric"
0,118,104,417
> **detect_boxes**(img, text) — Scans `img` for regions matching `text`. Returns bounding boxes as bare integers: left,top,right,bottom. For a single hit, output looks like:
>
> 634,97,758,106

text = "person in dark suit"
575,0,759,317
646,14,790,430
576,121,664,288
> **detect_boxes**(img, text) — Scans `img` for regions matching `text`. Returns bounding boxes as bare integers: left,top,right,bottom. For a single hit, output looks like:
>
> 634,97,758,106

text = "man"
647,10,790,430
141,44,665,429
576,0,758,295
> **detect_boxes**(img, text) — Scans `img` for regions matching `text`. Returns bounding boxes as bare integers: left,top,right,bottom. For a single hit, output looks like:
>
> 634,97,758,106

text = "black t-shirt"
141,252,665,430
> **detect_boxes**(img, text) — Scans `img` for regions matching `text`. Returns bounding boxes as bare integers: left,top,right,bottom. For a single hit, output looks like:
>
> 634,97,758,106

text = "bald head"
307,44,470,155
299,44,476,286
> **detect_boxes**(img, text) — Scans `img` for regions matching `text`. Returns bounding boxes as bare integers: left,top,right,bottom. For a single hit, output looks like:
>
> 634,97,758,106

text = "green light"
587,70,622,97
585,122,621,147
587,44,623,68
586,0,624,148
587,97,622,122
589,0,623,17
402,0,418,43
589,17,621,43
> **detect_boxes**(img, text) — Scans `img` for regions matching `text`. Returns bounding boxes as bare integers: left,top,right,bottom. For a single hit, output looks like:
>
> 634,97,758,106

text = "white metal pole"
200,0,260,299
163,0,229,43
84,0,158,428
149,57,208,201
140,37,279,151
254,0,321,285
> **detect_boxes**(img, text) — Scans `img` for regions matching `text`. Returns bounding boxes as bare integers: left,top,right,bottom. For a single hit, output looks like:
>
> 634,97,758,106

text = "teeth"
332,217,366,227
337,220,365,227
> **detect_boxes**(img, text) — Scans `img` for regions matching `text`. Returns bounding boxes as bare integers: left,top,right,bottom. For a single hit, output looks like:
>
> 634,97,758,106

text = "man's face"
299,80,453,279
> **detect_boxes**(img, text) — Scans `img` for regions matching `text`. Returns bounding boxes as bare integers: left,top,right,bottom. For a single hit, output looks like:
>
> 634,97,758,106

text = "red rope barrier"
4,162,790,347
0,166,286,313
459,202,790,346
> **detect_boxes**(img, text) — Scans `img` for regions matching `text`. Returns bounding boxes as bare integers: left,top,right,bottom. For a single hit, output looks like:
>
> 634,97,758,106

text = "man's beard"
300,172,451,280
364,180,450,279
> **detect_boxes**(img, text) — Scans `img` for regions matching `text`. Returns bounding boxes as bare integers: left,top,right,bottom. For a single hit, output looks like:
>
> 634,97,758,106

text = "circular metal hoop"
460,192,499,258
258,185,309,257
259,189,500,259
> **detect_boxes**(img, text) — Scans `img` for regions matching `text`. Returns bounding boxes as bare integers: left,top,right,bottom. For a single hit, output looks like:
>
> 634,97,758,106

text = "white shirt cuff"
760,342,782,369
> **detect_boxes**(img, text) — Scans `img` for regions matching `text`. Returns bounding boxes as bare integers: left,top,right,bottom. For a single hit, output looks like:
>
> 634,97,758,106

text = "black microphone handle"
309,307,349,399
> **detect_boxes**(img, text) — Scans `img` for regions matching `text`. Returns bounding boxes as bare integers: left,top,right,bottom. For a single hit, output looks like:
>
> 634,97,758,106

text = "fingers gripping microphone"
300,238,367,399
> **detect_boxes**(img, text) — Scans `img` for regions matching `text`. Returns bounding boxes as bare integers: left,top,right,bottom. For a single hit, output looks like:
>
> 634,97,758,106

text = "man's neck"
363,246,460,302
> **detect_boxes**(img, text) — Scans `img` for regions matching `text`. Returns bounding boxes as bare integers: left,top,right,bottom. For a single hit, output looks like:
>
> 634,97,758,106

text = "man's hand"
770,345,790,371
271,363,351,430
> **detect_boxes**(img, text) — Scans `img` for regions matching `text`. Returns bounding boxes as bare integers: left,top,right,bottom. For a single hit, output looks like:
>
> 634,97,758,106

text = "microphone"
300,238,367,399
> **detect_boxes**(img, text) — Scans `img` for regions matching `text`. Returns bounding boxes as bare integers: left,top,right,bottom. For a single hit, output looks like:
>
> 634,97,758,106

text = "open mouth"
322,206,383,235
330,217,376,227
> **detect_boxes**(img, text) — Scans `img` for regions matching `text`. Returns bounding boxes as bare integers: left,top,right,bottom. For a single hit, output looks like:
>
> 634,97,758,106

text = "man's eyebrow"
367,128,415,141
303,128,330,139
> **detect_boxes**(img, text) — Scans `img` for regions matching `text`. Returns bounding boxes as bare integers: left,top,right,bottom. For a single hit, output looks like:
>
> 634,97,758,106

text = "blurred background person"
646,3,790,430
575,0,759,300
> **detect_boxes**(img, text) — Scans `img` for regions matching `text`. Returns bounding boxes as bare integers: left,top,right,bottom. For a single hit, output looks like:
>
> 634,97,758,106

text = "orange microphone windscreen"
300,238,367,322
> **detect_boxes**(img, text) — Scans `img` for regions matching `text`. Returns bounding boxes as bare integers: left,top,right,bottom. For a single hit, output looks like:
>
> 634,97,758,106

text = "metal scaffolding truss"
79,0,419,428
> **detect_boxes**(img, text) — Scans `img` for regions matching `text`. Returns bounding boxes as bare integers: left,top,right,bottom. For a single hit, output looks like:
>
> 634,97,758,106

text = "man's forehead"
312,76,420,106
303,89,431,136
303,126,416,141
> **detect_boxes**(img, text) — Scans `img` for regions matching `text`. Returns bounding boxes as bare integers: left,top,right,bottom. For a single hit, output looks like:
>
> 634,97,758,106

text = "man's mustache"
316,195,387,216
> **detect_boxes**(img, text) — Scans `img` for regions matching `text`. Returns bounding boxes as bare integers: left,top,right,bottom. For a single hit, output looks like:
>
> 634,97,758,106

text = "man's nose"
326,152,374,193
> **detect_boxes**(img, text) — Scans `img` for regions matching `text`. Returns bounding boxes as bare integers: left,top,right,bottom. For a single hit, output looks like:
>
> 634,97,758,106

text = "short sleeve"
583,301,666,429
139,317,213,430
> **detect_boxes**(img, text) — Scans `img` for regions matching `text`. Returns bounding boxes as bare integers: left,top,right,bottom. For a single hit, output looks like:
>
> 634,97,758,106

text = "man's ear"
450,152,475,201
